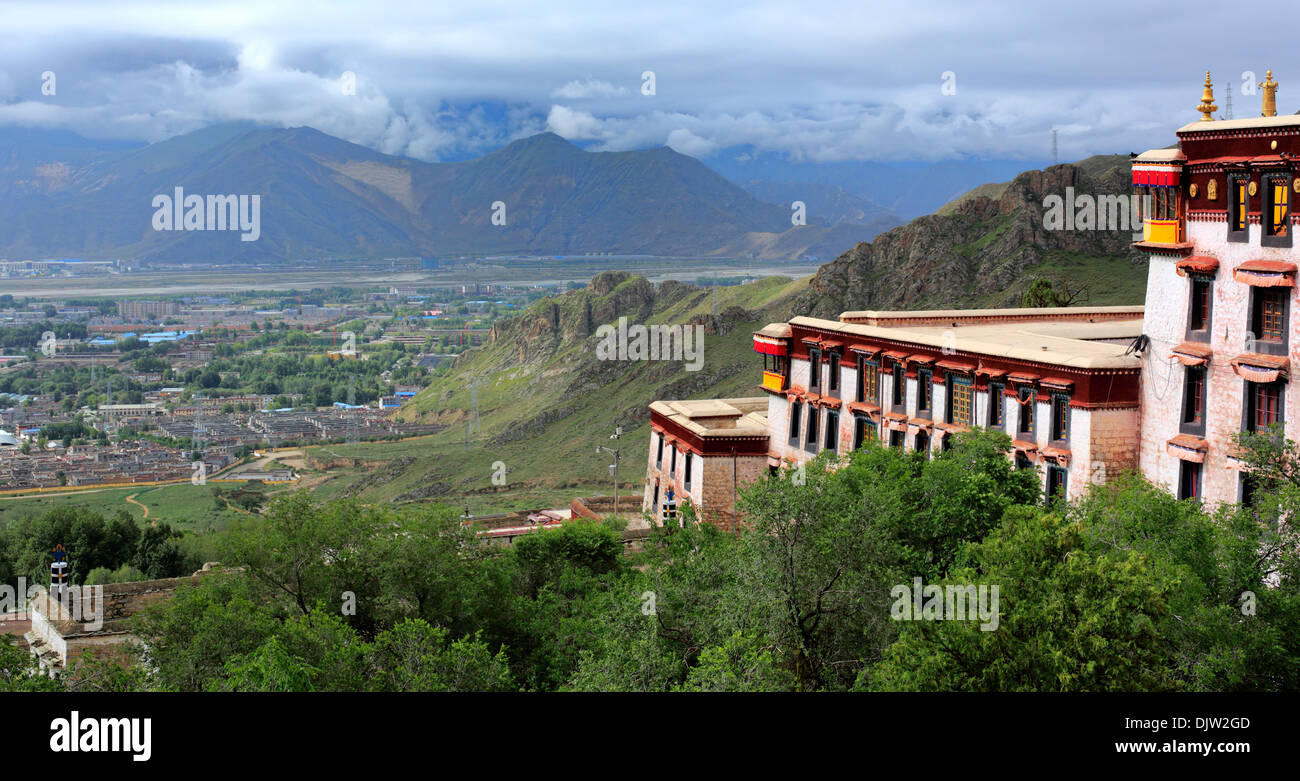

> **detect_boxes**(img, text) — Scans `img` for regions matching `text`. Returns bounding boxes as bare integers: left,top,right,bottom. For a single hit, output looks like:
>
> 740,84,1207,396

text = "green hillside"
298,272,809,514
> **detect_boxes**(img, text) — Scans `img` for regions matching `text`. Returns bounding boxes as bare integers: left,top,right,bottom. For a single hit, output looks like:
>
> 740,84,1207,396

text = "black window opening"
858,358,879,405
916,368,933,418
1181,366,1206,435
652,481,660,511
824,410,839,453
891,362,906,408
1228,175,1248,242
940,434,953,452
1245,380,1284,432
1046,465,1068,502
889,429,904,450
670,446,678,475
789,402,803,443
1263,174,1292,248
763,352,789,376
1249,287,1288,355
987,382,1005,427
915,430,930,457
852,415,875,450
1015,451,1033,470
1240,473,1258,509
655,433,664,468
1049,393,1070,444
828,352,840,396
1188,277,1212,339
808,347,821,391
684,452,694,490
1017,386,1035,436
1178,460,1202,500
805,405,820,451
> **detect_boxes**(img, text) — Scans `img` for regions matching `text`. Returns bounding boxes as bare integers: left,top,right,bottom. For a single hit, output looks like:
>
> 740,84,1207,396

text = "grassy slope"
300,275,809,514
0,482,259,532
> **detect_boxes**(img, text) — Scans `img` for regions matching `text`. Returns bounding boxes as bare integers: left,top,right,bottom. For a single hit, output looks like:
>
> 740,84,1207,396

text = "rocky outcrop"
793,161,1141,318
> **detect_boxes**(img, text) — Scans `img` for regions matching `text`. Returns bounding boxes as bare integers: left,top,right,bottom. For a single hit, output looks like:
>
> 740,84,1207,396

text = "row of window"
1227,174,1291,247
653,434,694,491
788,399,1072,500
1187,274,1287,350
809,353,1070,444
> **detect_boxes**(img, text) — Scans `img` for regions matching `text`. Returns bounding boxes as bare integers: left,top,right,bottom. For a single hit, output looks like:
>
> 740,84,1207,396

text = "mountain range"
0,124,910,263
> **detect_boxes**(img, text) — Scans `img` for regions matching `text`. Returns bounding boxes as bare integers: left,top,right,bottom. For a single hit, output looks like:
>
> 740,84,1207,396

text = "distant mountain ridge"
0,125,833,262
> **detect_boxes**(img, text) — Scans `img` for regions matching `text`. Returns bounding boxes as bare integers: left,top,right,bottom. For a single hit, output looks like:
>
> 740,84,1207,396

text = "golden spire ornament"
1198,71,1218,121
1259,70,1279,117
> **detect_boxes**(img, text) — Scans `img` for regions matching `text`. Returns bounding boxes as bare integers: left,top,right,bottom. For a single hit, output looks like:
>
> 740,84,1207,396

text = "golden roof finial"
1259,70,1279,117
1198,71,1218,121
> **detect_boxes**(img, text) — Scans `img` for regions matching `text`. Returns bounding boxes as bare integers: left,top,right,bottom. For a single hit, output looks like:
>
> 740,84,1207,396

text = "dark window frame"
857,357,879,405
890,361,906,410
1248,286,1289,356
916,367,933,419
825,410,839,453
1049,392,1071,444
946,374,973,426
1046,465,1068,503
1187,276,1213,342
1016,386,1035,436
1181,365,1207,436
1244,380,1285,432
1262,173,1292,248
987,381,1005,428
808,347,821,391
1178,459,1202,501
684,451,694,491
827,351,840,397
805,405,820,452
914,430,929,458
852,414,875,450
1228,174,1249,243
788,401,803,444
655,433,664,469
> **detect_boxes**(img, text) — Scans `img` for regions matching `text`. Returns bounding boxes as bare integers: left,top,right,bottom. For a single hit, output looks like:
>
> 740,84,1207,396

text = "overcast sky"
0,0,1289,163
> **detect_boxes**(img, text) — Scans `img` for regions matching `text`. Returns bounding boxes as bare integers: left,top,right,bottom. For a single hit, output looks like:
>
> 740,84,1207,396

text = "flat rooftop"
650,397,768,437
790,315,1144,370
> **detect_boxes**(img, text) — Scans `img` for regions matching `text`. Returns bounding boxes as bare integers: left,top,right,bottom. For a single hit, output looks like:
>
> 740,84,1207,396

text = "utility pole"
597,425,622,517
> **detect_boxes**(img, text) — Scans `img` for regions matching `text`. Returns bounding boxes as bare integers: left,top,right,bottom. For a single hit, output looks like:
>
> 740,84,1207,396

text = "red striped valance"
753,335,788,355
1132,164,1181,187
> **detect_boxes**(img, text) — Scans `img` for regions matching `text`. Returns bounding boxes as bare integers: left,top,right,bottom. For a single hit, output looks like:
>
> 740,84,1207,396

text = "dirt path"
124,492,150,519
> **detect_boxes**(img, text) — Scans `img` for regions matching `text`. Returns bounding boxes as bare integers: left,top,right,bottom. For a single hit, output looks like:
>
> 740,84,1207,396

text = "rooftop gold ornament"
1259,70,1279,117
1198,71,1217,121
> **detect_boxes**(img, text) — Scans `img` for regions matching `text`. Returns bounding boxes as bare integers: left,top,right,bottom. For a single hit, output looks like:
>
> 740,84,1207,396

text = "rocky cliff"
792,157,1142,318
